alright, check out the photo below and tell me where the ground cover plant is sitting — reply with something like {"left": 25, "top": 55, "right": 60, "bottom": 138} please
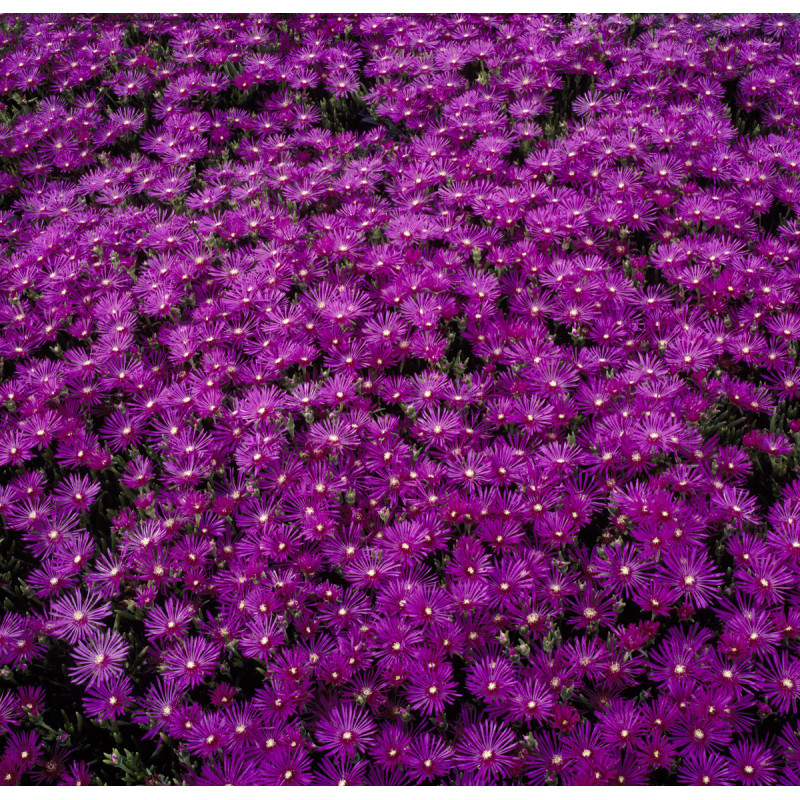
{"left": 1, "top": 11, "right": 800, "bottom": 786}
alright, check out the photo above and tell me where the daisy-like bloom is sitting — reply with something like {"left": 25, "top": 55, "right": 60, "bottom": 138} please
{"left": 647, "top": 627, "right": 707, "bottom": 687}
{"left": 194, "top": 752, "right": 267, "bottom": 786}
{"left": 183, "top": 711, "right": 232, "bottom": 758}
{"left": 381, "top": 519, "right": 430, "bottom": 566}
{"left": 161, "top": 636, "right": 221, "bottom": 689}
{"left": 317, "top": 587, "right": 371, "bottom": 632}
{"left": 406, "top": 662, "right": 460, "bottom": 716}
{"left": 3, "top": 494, "right": 53, "bottom": 534}
{"left": 595, "top": 697, "right": 644, "bottom": 749}
{"left": 1, "top": 756, "right": 22, "bottom": 787}
{"left": 710, "top": 485, "right": 761, "bottom": 527}
{"left": 443, "top": 451, "right": 492, "bottom": 493}
{"left": 747, "top": 431, "right": 794, "bottom": 458}
{"left": 52, "top": 474, "right": 101, "bottom": 512}
{"left": 85, "top": 552, "right": 128, "bottom": 598}
{"left": 371, "top": 617, "right": 423, "bottom": 668}
{"left": 82, "top": 675, "right": 134, "bottom": 721}
{"left": 638, "top": 729, "right": 676, "bottom": 772}
{"left": 239, "top": 616, "right": 287, "bottom": 663}
{"left": 562, "top": 635, "right": 609, "bottom": 683}
{"left": 495, "top": 676, "right": 554, "bottom": 725}
{"left": 563, "top": 585, "right": 617, "bottom": 630}
{"left": 728, "top": 739, "right": 777, "bottom": 786}
{"left": 315, "top": 703, "right": 377, "bottom": 761}
{"left": 593, "top": 542, "right": 654, "bottom": 598}
{"left": 52, "top": 531, "right": 96, "bottom": 575}
{"left": 669, "top": 713, "right": 734, "bottom": 758}
{"left": 58, "top": 760, "right": 92, "bottom": 787}
{"left": 313, "top": 756, "right": 368, "bottom": 786}
{"left": 562, "top": 722, "right": 612, "bottom": 775}
{"left": 16, "top": 685, "right": 46, "bottom": 717}
{"left": 168, "top": 699, "right": 205, "bottom": 742}
{"left": 453, "top": 719, "right": 519, "bottom": 782}
{"left": 531, "top": 510, "right": 578, "bottom": 547}
{"left": 69, "top": 629, "right": 128, "bottom": 688}
{"left": 677, "top": 751, "right": 733, "bottom": 786}
{"left": 143, "top": 597, "right": 196, "bottom": 641}
{"left": 525, "top": 729, "right": 570, "bottom": 784}
{"left": 368, "top": 722, "right": 413, "bottom": 773}
{"left": 631, "top": 579, "right": 680, "bottom": 617}
{"left": 120, "top": 454, "right": 155, "bottom": 489}
{"left": 465, "top": 652, "right": 516, "bottom": 705}
{"left": 261, "top": 745, "right": 314, "bottom": 786}
{"left": 609, "top": 747, "right": 651, "bottom": 786}
{"left": 3, "top": 729, "right": 42, "bottom": 769}
{"left": 20, "top": 507, "right": 83, "bottom": 559}
{"left": 413, "top": 407, "right": 462, "bottom": 446}
{"left": 48, "top": 591, "right": 111, "bottom": 644}
{"left": 758, "top": 650, "right": 800, "bottom": 714}
{"left": 405, "top": 733, "right": 454, "bottom": 783}
{"left": 702, "top": 648, "right": 758, "bottom": 698}
{"left": 0, "top": 611, "right": 24, "bottom": 657}
{"left": 32, "top": 744, "right": 74, "bottom": 785}
{"left": 736, "top": 555, "right": 793, "bottom": 605}
{"left": 721, "top": 598, "right": 782, "bottom": 658}
{"left": 404, "top": 584, "right": 455, "bottom": 629}
{"left": 662, "top": 548, "right": 724, "bottom": 609}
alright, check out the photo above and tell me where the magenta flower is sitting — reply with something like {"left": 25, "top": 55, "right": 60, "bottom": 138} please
{"left": 453, "top": 719, "right": 519, "bottom": 781}
{"left": 161, "top": 636, "right": 221, "bottom": 689}
{"left": 315, "top": 703, "right": 377, "bottom": 761}
{"left": 69, "top": 629, "right": 128, "bottom": 688}
{"left": 48, "top": 592, "right": 111, "bottom": 644}
{"left": 83, "top": 675, "right": 134, "bottom": 721}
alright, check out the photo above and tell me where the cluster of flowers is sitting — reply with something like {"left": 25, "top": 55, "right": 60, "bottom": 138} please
{"left": 1, "top": 11, "right": 800, "bottom": 786}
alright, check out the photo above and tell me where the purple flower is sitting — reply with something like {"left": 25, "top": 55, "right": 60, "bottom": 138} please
{"left": 314, "top": 703, "right": 377, "bottom": 761}
{"left": 161, "top": 636, "right": 221, "bottom": 689}
{"left": 69, "top": 630, "right": 128, "bottom": 688}
{"left": 728, "top": 739, "right": 777, "bottom": 786}
{"left": 83, "top": 675, "right": 134, "bottom": 720}
{"left": 405, "top": 733, "right": 454, "bottom": 782}
{"left": 406, "top": 662, "right": 460, "bottom": 716}
{"left": 48, "top": 592, "right": 111, "bottom": 644}
{"left": 453, "top": 718, "right": 519, "bottom": 781}
{"left": 758, "top": 651, "right": 800, "bottom": 714}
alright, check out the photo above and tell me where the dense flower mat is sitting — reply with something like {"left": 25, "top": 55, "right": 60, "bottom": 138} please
{"left": 1, "top": 11, "right": 800, "bottom": 786}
